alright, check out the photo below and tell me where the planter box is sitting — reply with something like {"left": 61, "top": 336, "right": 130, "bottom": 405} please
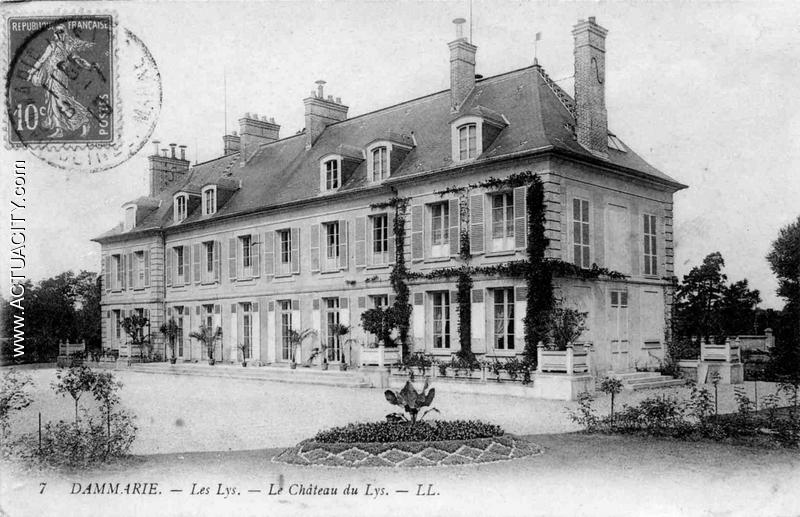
{"left": 537, "top": 346, "right": 589, "bottom": 374}
{"left": 360, "top": 346, "right": 401, "bottom": 367}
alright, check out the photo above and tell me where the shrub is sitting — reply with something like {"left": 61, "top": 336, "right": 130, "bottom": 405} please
{"left": 567, "top": 391, "right": 599, "bottom": 431}
{"left": 549, "top": 305, "right": 588, "bottom": 350}
{"left": 314, "top": 420, "right": 504, "bottom": 443}
{"left": 0, "top": 370, "right": 33, "bottom": 441}
{"left": 52, "top": 365, "right": 97, "bottom": 425}
{"left": 598, "top": 377, "right": 624, "bottom": 420}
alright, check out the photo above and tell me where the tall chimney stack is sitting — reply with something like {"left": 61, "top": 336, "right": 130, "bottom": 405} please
{"left": 239, "top": 114, "right": 280, "bottom": 163}
{"left": 223, "top": 130, "right": 241, "bottom": 155}
{"left": 448, "top": 17, "right": 476, "bottom": 112}
{"left": 572, "top": 16, "right": 608, "bottom": 157}
{"left": 303, "top": 80, "right": 348, "bottom": 150}
{"left": 148, "top": 140, "right": 190, "bottom": 197}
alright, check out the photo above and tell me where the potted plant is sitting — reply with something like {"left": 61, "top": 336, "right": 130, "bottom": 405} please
{"left": 287, "top": 328, "right": 316, "bottom": 369}
{"left": 331, "top": 323, "right": 351, "bottom": 370}
{"left": 159, "top": 318, "right": 180, "bottom": 364}
{"left": 237, "top": 343, "right": 248, "bottom": 367}
{"left": 189, "top": 324, "right": 223, "bottom": 366}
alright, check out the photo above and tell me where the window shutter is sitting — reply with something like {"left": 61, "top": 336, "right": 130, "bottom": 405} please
{"left": 471, "top": 289, "right": 484, "bottom": 303}
{"left": 231, "top": 304, "right": 237, "bottom": 314}
{"left": 388, "top": 212, "right": 396, "bottom": 264}
{"left": 121, "top": 253, "right": 128, "bottom": 290}
{"left": 513, "top": 186, "right": 527, "bottom": 249}
{"left": 268, "top": 301, "right": 274, "bottom": 312}
{"left": 103, "top": 255, "right": 110, "bottom": 292}
{"left": 338, "top": 220, "right": 348, "bottom": 270}
{"left": 389, "top": 294, "right": 397, "bottom": 306}
{"left": 193, "top": 243, "right": 201, "bottom": 284}
{"left": 515, "top": 286, "right": 528, "bottom": 301}
{"left": 228, "top": 238, "right": 237, "bottom": 281}
{"left": 251, "top": 234, "right": 260, "bottom": 277}
{"left": 292, "top": 299, "right": 300, "bottom": 311}
{"left": 144, "top": 308, "right": 150, "bottom": 321}
{"left": 354, "top": 216, "right": 366, "bottom": 267}
{"left": 411, "top": 204, "right": 423, "bottom": 260}
{"left": 213, "top": 241, "right": 221, "bottom": 282}
{"left": 291, "top": 228, "right": 300, "bottom": 274}
{"left": 413, "top": 292, "right": 424, "bottom": 305}
{"left": 312, "top": 298, "right": 320, "bottom": 310}
{"left": 167, "top": 307, "right": 172, "bottom": 317}
{"left": 184, "top": 245, "right": 192, "bottom": 284}
{"left": 235, "top": 237, "right": 243, "bottom": 280}
{"left": 262, "top": 232, "right": 274, "bottom": 276}
{"left": 166, "top": 248, "right": 173, "bottom": 287}
{"left": 469, "top": 193, "right": 485, "bottom": 255}
{"left": 143, "top": 250, "right": 150, "bottom": 287}
{"left": 357, "top": 296, "right": 366, "bottom": 309}
{"left": 310, "top": 224, "right": 320, "bottom": 272}
{"left": 449, "top": 198, "right": 460, "bottom": 256}
{"left": 340, "top": 297, "right": 349, "bottom": 309}
{"left": 252, "top": 302, "right": 259, "bottom": 312}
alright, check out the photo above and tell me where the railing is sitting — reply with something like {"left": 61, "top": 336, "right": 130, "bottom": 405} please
{"left": 701, "top": 338, "right": 741, "bottom": 363}
{"left": 360, "top": 345, "right": 401, "bottom": 367}
{"left": 58, "top": 340, "right": 85, "bottom": 356}
{"left": 536, "top": 342, "right": 590, "bottom": 374}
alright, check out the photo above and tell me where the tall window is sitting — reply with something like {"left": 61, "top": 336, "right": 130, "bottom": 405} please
{"left": 240, "top": 235, "right": 253, "bottom": 271}
{"left": 124, "top": 206, "right": 136, "bottom": 231}
{"left": 175, "top": 195, "right": 187, "bottom": 221}
{"left": 430, "top": 202, "right": 450, "bottom": 257}
{"left": 491, "top": 192, "right": 514, "bottom": 251}
{"left": 370, "top": 294, "right": 389, "bottom": 308}
{"left": 204, "top": 241, "right": 215, "bottom": 281}
{"left": 324, "top": 159, "right": 340, "bottom": 190}
{"left": 135, "top": 251, "right": 145, "bottom": 288}
{"left": 113, "top": 310, "right": 122, "bottom": 340}
{"left": 458, "top": 123, "right": 477, "bottom": 160}
{"left": 175, "top": 246, "right": 185, "bottom": 278}
{"left": 573, "top": 198, "right": 591, "bottom": 268}
{"left": 431, "top": 292, "right": 451, "bottom": 349}
{"left": 493, "top": 288, "right": 515, "bottom": 350}
{"left": 371, "top": 147, "right": 388, "bottom": 181}
{"left": 241, "top": 302, "right": 252, "bottom": 360}
{"left": 643, "top": 214, "right": 658, "bottom": 276}
{"left": 324, "top": 298, "right": 342, "bottom": 362}
{"left": 175, "top": 307, "right": 184, "bottom": 357}
{"left": 371, "top": 214, "right": 389, "bottom": 264}
{"left": 278, "top": 230, "right": 292, "bottom": 275}
{"left": 279, "top": 300, "right": 292, "bottom": 361}
{"left": 324, "top": 222, "right": 340, "bottom": 270}
{"left": 203, "top": 187, "right": 216, "bottom": 215}
{"left": 113, "top": 254, "right": 122, "bottom": 289}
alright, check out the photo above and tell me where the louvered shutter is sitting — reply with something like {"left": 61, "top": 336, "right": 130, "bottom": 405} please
{"left": 449, "top": 198, "right": 460, "bottom": 256}
{"left": 310, "top": 224, "right": 320, "bottom": 272}
{"left": 513, "top": 186, "right": 527, "bottom": 249}
{"left": 184, "top": 245, "right": 191, "bottom": 284}
{"left": 193, "top": 243, "right": 201, "bottom": 284}
{"left": 228, "top": 238, "right": 237, "bottom": 281}
{"left": 357, "top": 296, "right": 366, "bottom": 309}
{"left": 354, "top": 216, "right": 366, "bottom": 267}
{"left": 103, "top": 255, "right": 110, "bottom": 292}
{"left": 143, "top": 250, "right": 150, "bottom": 287}
{"left": 470, "top": 193, "right": 485, "bottom": 254}
{"left": 121, "top": 253, "right": 128, "bottom": 290}
{"left": 213, "top": 241, "right": 221, "bottom": 282}
{"left": 338, "top": 220, "right": 348, "bottom": 270}
{"left": 292, "top": 299, "right": 300, "bottom": 311}
{"left": 165, "top": 248, "right": 173, "bottom": 287}
{"left": 252, "top": 234, "right": 260, "bottom": 277}
{"left": 411, "top": 204, "right": 423, "bottom": 260}
{"left": 291, "top": 228, "right": 300, "bottom": 274}
{"left": 262, "top": 232, "right": 274, "bottom": 276}
{"left": 388, "top": 212, "right": 396, "bottom": 264}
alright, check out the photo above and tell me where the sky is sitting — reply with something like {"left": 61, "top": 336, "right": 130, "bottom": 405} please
{"left": 2, "top": 0, "right": 799, "bottom": 308}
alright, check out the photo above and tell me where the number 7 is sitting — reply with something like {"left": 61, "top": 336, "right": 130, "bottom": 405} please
{"left": 39, "top": 482, "right": 46, "bottom": 494}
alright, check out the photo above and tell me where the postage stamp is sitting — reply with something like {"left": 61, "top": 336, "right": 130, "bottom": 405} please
{"left": 3, "top": 12, "right": 161, "bottom": 172}
{"left": 6, "top": 16, "right": 115, "bottom": 145}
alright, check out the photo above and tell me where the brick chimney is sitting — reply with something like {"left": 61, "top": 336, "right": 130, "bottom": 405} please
{"left": 223, "top": 131, "right": 241, "bottom": 155}
{"left": 239, "top": 114, "right": 280, "bottom": 163}
{"left": 148, "top": 139, "right": 190, "bottom": 196}
{"left": 449, "top": 18, "right": 476, "bottom": 112}
{"left": 303, "top": 80, "right": 348, "bottom": 149}
{"left": 573, "top": 16, "right": 608, "bottom": 157}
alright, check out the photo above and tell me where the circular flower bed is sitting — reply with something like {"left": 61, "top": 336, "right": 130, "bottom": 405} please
{"left": 273, "top": 420, "right": 542, "bottom": 468}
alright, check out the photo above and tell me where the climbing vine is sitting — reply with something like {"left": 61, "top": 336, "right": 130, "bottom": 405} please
{"left": 523, "top": 175, "right": 552, "bottom": 364}
{"left": 387, "top": 197, "right": 412, "bottom": 358}
{"left": 455, "top": 267, "right": 474, "bottom": 362}
{"left": 434, "top": 171, "right": 539, "bottom": 197}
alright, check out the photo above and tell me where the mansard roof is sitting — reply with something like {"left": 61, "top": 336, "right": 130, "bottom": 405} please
{"left": 95, "top": 64, "right": 685, "bottom": 242}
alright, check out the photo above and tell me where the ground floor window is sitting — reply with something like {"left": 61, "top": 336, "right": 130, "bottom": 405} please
{"left": 324, "top": 298, "right": 342, "bottom": 362}
{"left": 241, "top": 302, "right": 252, "bottom": 360}
{"left": 174, "top": 306, "right": 185, "bottom": 357}
{"left": 431, "top": 291, "right": 451, "bottom": 349}
{"left": 370, "top": 294, "right": 389, "bottom": 309}
{"left": 279, "top": 300, "right": 292, "bottom": 361}
{"left": 493, "top": 288, "right": 515, "bottom": 350}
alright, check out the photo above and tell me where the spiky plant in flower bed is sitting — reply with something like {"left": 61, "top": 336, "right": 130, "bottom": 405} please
{"left": 384, "top": 380, "right": 439, "bottom": 424}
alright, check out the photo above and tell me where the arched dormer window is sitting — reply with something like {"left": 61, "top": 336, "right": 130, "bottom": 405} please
{"left": 202, "top": 185, "right": 217, "bottom": 215}
{"left": 123, "top": 205, "right": 136, "bottom": 231}
{"left": 450, "top": 109, "right": 507, "bottom": 164}
{"left": 370, "top": 146, "right": 388, "bottom": 182}
{"left": 365, "top": 136, "right": 413, "bottom": 184}
{"left": 320, "top": 155, "right": 342, "bottom": 192}
{"left": 458, "top": 123, "right": 477, "bottom": 161}
{"left": 174, "top": 194, "right": 188, "bottom": 222}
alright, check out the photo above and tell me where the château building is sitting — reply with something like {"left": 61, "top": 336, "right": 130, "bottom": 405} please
{"left": 93, "top": 17, "right": 686, "bottom": 375}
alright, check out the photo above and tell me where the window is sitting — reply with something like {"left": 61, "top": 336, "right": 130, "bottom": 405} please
{"left": 643, "top": 214, "right": 658, "bottom": 276}
{"left": 607, "top": 134, "right": 627, "bottom": 152}
{"left": 203, "top": 241, "right": 217, "bottom": 282}
{"left": 371, "top": 214, "right": 389, "bottom": 265}
{"left": 175, "top": 246, "right": 185, "bottom": 279}
{"left": 174, "top": 195, "right": 187, "bottom": 222}
{"left": 241, "top": 302, "right": 252, "bottom": 360}
{"left": 278, "top": 230, "right": 292, "bottom": 275}
{"left": 430, "top": 202, "right": 450, "bottom": 257}
{"left": 113, "top": 310, "right": 122, "bottom": 340}
{"left": 134, "top": 251, "right": 145, "bottom": 289}
{"left": 324, "top": 159, "right": 340, "bottom": 190}
{"left": 203, "top": 304, "right": 214, "bottom": 330}
{"left": 202, "top": 186, "right": 216, "bottom": 215}
{"left": 112, "top": 254, "right": 122, "bottom": 290}
{"left": 370, "top": 294, "right": 389, "bottom": 308}
{"left": 124, "top": 206, "right": 136, "bottom": 231}
{"left": 493, "top": 288, "right": 515, "bottom": 350}
{"left": 573, "top": 198, "right": 591, "bottom": 268}
{"left": 240, "top": 235, "right": 253, "bottom": 273}
{"left": 458, "top": 123, "right": 477, "bottom": 161}
{"left": 324, "top": 222, "right": 340, "bottom": 270}
{"left": 175, "top": 307, "right": 185, "bottom": 357}
{"left": 431, "top": 292, "right": 451, "bottom": 349}
{"left": 371, "top": 147, "right": 388, "bottom": 182}
{"left": 491, "top": 192, "right": 514, "bottom": 251}
{"left": 324, "top": 298, "right": 342, "bottom": 362}
{"left": 279, "top": 300, "right": 292, "bottom": 361}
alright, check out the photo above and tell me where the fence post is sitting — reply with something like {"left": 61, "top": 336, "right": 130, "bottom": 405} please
{"left": 566, "top": 343, "right": 575, "bottom": 374}
{"left": 536, "top": 342, "right": 544, "bottom": 373}
{"left": 724, "top": 339, "right": 731, "bottom": 362}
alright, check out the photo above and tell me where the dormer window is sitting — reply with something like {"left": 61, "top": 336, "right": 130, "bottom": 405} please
{"left": 371, "top": 146, "right": 388, "bottom": 181}
{"left": 124, "top": 206, "right": 136, "bottom": 231}
{"left": 202, "top": 186, "right": 217, "bottom": 215}
{"left": 174, "top": 194, "right": 188, "bottom": 222}
{"left": 320, "top": 156, "right": 342, "bottom": 191}
{"left": 458, "top": 123, "right": 477, "bottom": 160}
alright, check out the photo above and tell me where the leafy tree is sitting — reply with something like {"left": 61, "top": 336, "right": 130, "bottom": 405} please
{"left": 360, "top": 307, "right": 399, "bottom": 347}
{"left": 0, "top": 370, "right": 33, "bottom": 439}
{"left": 159, "top": 318, "right": 180, "bottom": 361}
{"left": 674, "top": 252, "right": 727, "bottom": 342}
{"left": 718, "top": 279, "right": 761, "bottom": 336}
{"left": 766, "top": 216, "right": 800, "bottom": 378}
{"left": 121, "top": 314, "right": 151, "bottom": 361}
{"left": 189, "top": 324, "right": 222, "bottom": 364}
{"left": 53, "top": 365, "right": 97, "bottom": 425}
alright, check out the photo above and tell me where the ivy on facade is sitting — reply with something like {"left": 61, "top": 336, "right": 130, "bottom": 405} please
{"left": 388, "top": 198, "right": 412, "bottom": 358}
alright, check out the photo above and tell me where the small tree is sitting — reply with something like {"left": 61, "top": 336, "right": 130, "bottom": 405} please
{"left": 361, "top": 306, "right": 398, "bottom": 347}
{"left": 549, "top": 304, "right": 588, "bottom": 350}
{"left": 91, "top": 372, "right": 122, "bottom": 458}
{"left": 159, "top": 318, "right": 180, "bottom": 363}
{"left": 53, "top": 365, "right": 97, "bottom": 425}
{"left": 287, "top": 328, "right": 317, "bottom": 366}
{"left": 598, "top": 377, "right": 624, "bottom": 422}
{"left": 121, "top": 314, "right": 151, "bottom": 361}
{"left": 0, "top": 370, "right": 33, "bottom": 440}
{"left": 189, "top": 324, "right": 222, "bottom": 364}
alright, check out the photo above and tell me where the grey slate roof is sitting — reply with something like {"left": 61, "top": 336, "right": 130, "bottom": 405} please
{"left": 95, "top": 64, "right": 685, "bottom": 242}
